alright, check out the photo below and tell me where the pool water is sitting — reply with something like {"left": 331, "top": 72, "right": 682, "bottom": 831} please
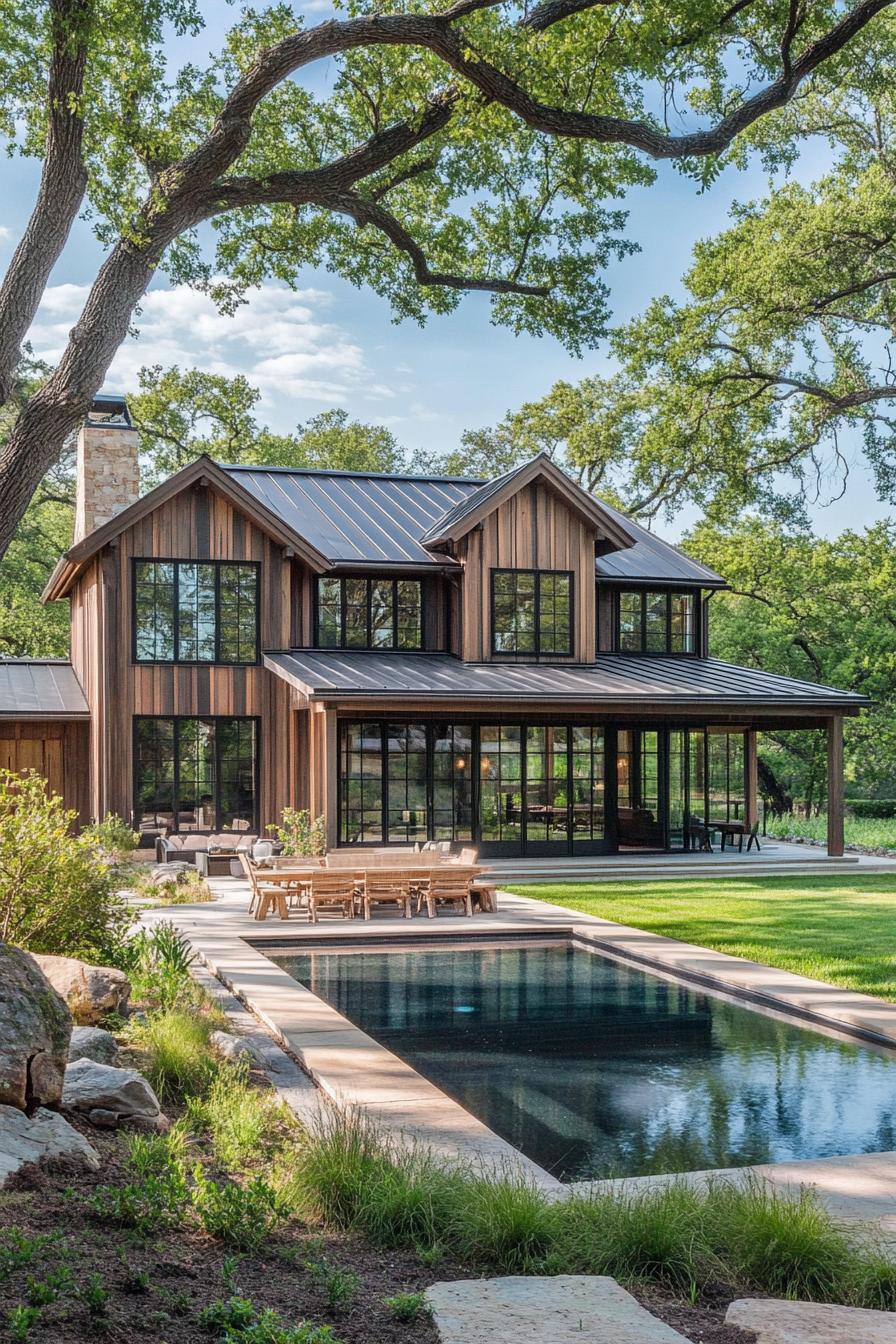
{"left": 270, "top": 940, "right": 896, "bottom": 1181}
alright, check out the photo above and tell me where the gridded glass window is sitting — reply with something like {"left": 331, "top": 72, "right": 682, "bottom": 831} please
{"left": 316, "top": 578, "right": 423, "bottom": 650}
{"left": 134, "top": 560, "right": 258, "bottom": 663}
{"left": 432, "top": 723, "right": 473, "bottom": 841}
{"left": 571, "top": 726, "right": 605, "bottom": 842}
{"left": 133, "top": 717, "right": 257, "bottom": 836}
{"left": 491, "top": 569, "right": 572, "bottom": 655}
{"left": 479, "top": 725, "right": 523, "bottom": 842}
{"left": 615, "top": 590, "right": 696, "bottom": 654}
{"left": 525, "top": 725, "right": 570, "bottom": 844}
{"left": 340, "top": 722, "right": 385, "bottom": 843}
{"left": 317, "top": 578, "right": 343, "bottom": 647}
{"left": 386, "top": 723, "right": 428, "bottom": 843}
{"left": 134, "top": 562, "right": 175, "bottom": 661}
{"left": 218, "top": 565, "right": 259, "bottom": 663}
{"left": 707, "top": 729, "right": 746, "bottom": 823}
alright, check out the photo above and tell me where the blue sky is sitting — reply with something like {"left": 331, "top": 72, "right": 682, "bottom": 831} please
{"left": 2, "top": 26, "right": 888, "bottom": 542}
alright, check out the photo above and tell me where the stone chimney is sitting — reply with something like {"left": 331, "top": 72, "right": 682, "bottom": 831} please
{"left": 74, "top": 393, "right": 140, "bottom": 543}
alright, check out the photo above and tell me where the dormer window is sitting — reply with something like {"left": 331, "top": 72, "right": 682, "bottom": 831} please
{"left": 316, "top": 577, "right": 422, "bottom": 650}
{"left": 491, "top": 569, "right": 573, "bottom": 656}
{"left": 133, "top": 560, "right": 259, "bottom": 664}
{"left": 616, "top": 590, "right": 695, "bottom": 654}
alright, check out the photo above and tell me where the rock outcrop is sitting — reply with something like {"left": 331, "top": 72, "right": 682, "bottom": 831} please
{"left": 68, "top": 1026, "right": 120, "bottom": 1067}
{"left": 0, "top": 1103, "right": 101, "bottom": 1186}
{"left": 62, "top": 1058, "right": 165, "bottom": 1131}
{"left": 30, "top": 954, "right": 131, "bottom": 1024}
{"left": 0, "top": 944, "right": 71, "bottom": 1112}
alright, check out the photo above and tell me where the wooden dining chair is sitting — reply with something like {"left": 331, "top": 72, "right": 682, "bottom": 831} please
{"left": 239, "top": 851, "right": 290, "bottom": 921}
{"left": 306, "top": 871, "right": 357, "bottom": 924}
{"left": 359, "top": 869, "right": 412, "bottom": 920}
{"left": 426, "top": 867, "right": 475, "bottom": 918}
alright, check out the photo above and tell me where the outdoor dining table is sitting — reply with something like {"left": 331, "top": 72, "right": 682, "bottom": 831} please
{"left": 710, "top": 819, "right": 747, "bottom": 850}
{"left": 250, "top": 865, "right": 320, "bottom": 919}
{"left": 248, "top": 858, "right": 497, "bottom": 919}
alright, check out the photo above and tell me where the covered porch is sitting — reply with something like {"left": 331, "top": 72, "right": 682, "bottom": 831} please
{"left": 264, "top": 649, "right": 865, "bottom": 862}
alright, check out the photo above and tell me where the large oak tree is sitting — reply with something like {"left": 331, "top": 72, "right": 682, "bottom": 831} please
{"left": 0, "top": 0, "right": 892, "bottom": 554}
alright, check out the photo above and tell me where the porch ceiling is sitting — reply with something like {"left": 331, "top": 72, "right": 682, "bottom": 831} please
{"left": 263, "top": 650, "right": 870, "bottom": 714}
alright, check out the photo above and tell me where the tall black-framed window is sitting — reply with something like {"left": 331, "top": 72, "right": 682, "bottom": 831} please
{"left": 133, "top": 560, "right": 259, "bottom": 664}
{"left": 615, "top": 590, "right": 696, "bottom": 654}
{"left": 316, "top": 577, "right": 422, "bottom": 650}
{"left": 133, "top": 716, "right": 259, "bottom": 836}
{"left": 491, "top": 568, "right": 573, "bottom": 656}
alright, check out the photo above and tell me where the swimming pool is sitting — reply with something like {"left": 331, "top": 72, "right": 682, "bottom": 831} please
{"left": 269, "top": 938, "right": 896, "bottom": 1181}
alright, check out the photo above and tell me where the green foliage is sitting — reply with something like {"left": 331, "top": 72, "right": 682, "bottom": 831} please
{"left": 118, "top": 921, "right": 198, "bottom": 1008}
{"left": 0, "top": 1231, "right": 59, "bottom": 1283}
{"left": 764, "top": 813, "right": 896, "bottom": 853}
{"left": 190, "top": 1170, "right": 288, "bottom": 1251}
{"left": 134, "top": 1005, "right": 216, "bottom": 1100}
{"left": 5, "top": 1305, "right": 40, "bottom": 1341}
{"left": 849, "top": 800, "right": 896, "bottom": 819}
{"left": 136, "top": 866, "right": 214, "bottom": 905}
{"left": 267, "top": 809, "right": 327, "bottom": 858}
{"left": 130, "top": 369, "right": 409, "bottom": 489}
{"left": 78, "top": 1273, "right": 110, "bottom": 1316}
{"left": 297, "top": 1107, "right": 896, "bottom": 1306}
{"left": 686, "top": 519, "right": 896, "bottom": 804}
{"left": 303, "top": 1256, "right": 359, "bottom": 1311}
{"left": 87, "top": 1164, "right": 189, "bottom": 1235}
{"left": 82, "top": 812, "right": 140, "bottom": 861}
{"left": 0, "top": 769, "right": 132, "bottom": 958}
{"left": 188, "top": 1061, "right": 290, "bottom": 1171}
{"left": 199, "top": 1296, "right": 341, "bottom": 1344}
{"left": 383, "top": 1292, "right": 431, "bottom": 1323}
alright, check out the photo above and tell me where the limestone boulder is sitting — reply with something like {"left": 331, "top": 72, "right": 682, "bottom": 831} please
{"left": 0, "top": 1103, "right": 100, "bottom": 1186}
{"left": 726, "top": 1298, "right": 896, "bottom": 1343}
{"left": 30, "top": 953, "right": 130, "bottom": 1024}
{"left": 68, "top": 1026, "right": 120, "bottom": 1067}
{"left": 0, "top": 944, "right": 71, "bottom": 1112}
{"left": 62, "top": 1058, "right": 164, "bottom": 1130}
{"left": 210, "top": 1030, "right": 261, "bottom": 1066}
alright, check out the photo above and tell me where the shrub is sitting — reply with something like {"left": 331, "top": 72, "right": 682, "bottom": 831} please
{"left": 190, "top": 1062, "right": 290, "bottom": 1170}
{"left": 135, "top": 867, "right": 213, "bottom": 905}
{"left": 82, "top": 812, "right": 140, "bottom": 863}
{"left": 0, "top": 770, "right": 133, "bottom": 959}
{"left": 86, "top": 1165, "right": 189, "bottom": 1235}
{"left": 266, "top": 808, "right": 326, "bottom": 857}
{"left": 119, "top": 921, "right": 198, "bottom": 1008}
{"left": 383, "top": 1292, "right": 431, "bottom": 1323}
{"left": 303, "top": 1256, "right": 359, "bottom": 1310}
{"left": 849, "top": 800, "right": 896, "bottom": 819}
{"left": 200, "top": 1297, "right": 340, "bottom": 1343}
{"left": 191, "top": 1171, "right": 288, "bottom": 1250}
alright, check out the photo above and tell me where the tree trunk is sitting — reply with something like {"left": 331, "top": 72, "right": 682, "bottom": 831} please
{"left": 0, "top": 0, "right": 90, "bottom": 403}
{"left": 0, "top": 234, "right": 167, "bottom": 554}
{"left": 757, "top": 755, "right": 791, "bottom": 813}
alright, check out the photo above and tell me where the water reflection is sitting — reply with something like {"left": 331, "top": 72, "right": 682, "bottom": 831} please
{"left": 271, "top": 943, "right": 896, "bottom": 1181}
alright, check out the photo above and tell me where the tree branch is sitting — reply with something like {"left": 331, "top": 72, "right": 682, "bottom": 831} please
{"left": 0, "top": 0, "right": 90, "bottom": 403}
{"left": 520, "top": 0, "right": 617, "bottom": 34}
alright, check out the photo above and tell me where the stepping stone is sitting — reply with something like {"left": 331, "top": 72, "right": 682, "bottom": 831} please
{"left": 427, "top": 1275, "right": 693, "bottom": 1343}
{"left": 726, "top": 1298, "right": 896, "bottom": 1342}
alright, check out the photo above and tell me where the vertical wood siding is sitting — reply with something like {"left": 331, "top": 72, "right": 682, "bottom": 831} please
{"left": 459, "top": 483, "right": 597, "bottom": 661}
{"left": 0, "top": 720, "right": 91, "bottom": 826}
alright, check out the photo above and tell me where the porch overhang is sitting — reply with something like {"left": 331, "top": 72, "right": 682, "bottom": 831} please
{"left": 263, "top": 650, "right": 871, "bottom": 718}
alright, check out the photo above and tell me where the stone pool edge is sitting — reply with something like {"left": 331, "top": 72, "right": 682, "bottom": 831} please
{"left": 143, "top": 888, "right": 896, "bottom": 1226}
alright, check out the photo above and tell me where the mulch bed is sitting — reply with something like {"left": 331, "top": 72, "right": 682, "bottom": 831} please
{"left": 0, "top": 1123, "right": 755, "bottom": 1344}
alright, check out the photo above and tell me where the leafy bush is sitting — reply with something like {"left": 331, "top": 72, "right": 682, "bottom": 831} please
{"left": 266, "top": 808, "right": 326, "bottom": 857}
{"left": 303, "top": 1256, "right": 359, "bottom": 1310}
{"left": 0, "top": 770, "right": 133, "bottom": 958}
{"left": 135, "top": 867, "right": 213, "bottom": 905}
{"left": 200, "top": 1297, "right": 340, "bottom": 1343}
{"left": 82, "top": 812, "right": 139, "bottom": 862}
{"left": 191, "top": 1171, "right": 288, "bottom": 1250}
{"left": 383, "top": 1292, "right": 431, "bottom": 1323}
{"left": 849, "top": 800, "right": 896, "bottom": 819}
{"left": 764, "top": 811, "right": 896, "bottom": 852}
{"left": 189, "top": 1061, "right": 289, "bottom": 1170}
{"left": 86, "top": 1165, "right": 189, "bottom": 1235}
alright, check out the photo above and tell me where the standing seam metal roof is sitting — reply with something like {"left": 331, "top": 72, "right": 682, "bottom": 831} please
{"left": 263, "top": 649, "right": 869, "bottom": 707}
{"left": 0, "top": 660, "right": 90, "bottom": 717}
{"left": 222, "top": 463, "right": 725, "bottom": 584}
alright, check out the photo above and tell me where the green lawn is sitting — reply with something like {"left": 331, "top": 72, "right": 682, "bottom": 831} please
{"left": 507, "top": 873, "right": 896, "bottom": 1001}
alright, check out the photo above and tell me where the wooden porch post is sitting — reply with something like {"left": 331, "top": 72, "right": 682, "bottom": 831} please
{"left": 744, "top": 730, "right": 758, "bottom": 829}
{"left": 826, "top": 715, "right": 845, "bottom": 857}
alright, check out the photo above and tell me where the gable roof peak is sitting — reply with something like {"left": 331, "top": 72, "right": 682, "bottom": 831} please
{"left": 420, "top": 451, "right": 637, "bottom": 551}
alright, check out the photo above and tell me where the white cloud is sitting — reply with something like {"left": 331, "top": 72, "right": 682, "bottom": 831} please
{"left": 27, "top": 280, "right": 388, "bottom": 407}
{"left": 0, "top": 225, "right": 12, "bottom": 242}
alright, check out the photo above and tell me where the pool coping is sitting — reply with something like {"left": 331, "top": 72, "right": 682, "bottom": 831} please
{"left": 145, "top": 883, "right": 896, "bottom": 1209}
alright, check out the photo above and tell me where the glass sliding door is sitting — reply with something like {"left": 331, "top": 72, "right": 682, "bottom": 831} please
{"left": 616, "top": 729, "right": 664, "bottom": 849}
{"left": 479, "top": 725, "right": 523, "bottom": 850}
{"left": 571, "top": 726, "right": 606, "bottom": 850}
{"left": 668, "top": 729, "right": 686, "bottom": 850}
{"left": 432, "top": 723, "right": 474, "bottom": 842}
{"left": 524, "top": 726, "right": 570, "bottom": 853}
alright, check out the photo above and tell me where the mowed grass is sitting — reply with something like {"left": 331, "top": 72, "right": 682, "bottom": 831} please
{"left": 506, "top": 874, "right": 896, "bottom": 1001}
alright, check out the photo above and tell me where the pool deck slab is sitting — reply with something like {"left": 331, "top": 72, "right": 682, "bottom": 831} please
{"left": 144, "top": 867, "right": 896, "bottom": 1225}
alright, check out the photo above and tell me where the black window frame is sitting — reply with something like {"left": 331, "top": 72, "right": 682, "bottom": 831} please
{"left": 132, "top": 714, "right": 261, "bottom": 835}
{"left": 132, "top": 559, "right": 261, "bottom": 666}
{"left": 613, "top": 589, "right": 698, "bottom": 656}
{"left": 490, "top": 567, "right": 574, "bottom": 658}
{"left": 313, "top": 576, "right": 423, "bottom": 651}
